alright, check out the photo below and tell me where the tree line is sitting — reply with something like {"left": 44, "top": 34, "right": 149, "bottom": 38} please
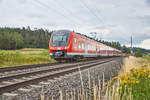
{"left": 0, "top": 27, "right": 51, "bottom": 49}
{"left": 0, "top": 27, "right": 149, "bottom": 54}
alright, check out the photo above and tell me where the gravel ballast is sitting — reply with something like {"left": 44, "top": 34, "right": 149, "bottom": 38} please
{"left": 0, "top": 58, "right": 123, "bottom": 100}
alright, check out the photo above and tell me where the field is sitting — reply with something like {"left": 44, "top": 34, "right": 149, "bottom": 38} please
{"left": 105, "top": 56, "right": 150, "bottom": 100}
{"left": 0, "top": 48, "right": 55, "bottom": 67}
{"left": 143, "top": 54, "right": 150, "bottom": 61}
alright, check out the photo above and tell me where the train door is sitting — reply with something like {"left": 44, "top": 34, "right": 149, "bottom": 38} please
{"left": 85, "top": 40, "right": 88, "bottom": 56}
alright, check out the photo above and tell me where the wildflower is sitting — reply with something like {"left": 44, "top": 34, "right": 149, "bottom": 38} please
{"left": 130, "top": 77, "right": 135, "bottom": 80}
{"left": 130, "top": 68, "right": 136, "bottom": 73}
{"left": 120, "top": 80, "right": 127, "bottom": 85}
{"left": 130, "top": 80, "right": 136, "bottom": 84}
{"left": 113, "top": 76, "right": 118, "bottom": 80}
{"left": 109, "top": 81, "right": 113, "bottom": 84}
{"left": 128, "top": 88, "right": 131, "bottom": 91}
{"left": 124, "top": 76, "right": 129, "bottom": 80}
{"left": 141, "top": 64, "right": 148, "bottom": 69}
{"left": 104, "top": 83, "right": 108, "bottom": 86}
{"left": 148, "top": 75, "right": 150, "bottom": 78}
{"left": 146, "top": 69, "right": 150, "bottom": 73}
{"left": 116, "top": 87, "right": 121, "bottom": 91}
{"left": 135, "top": 80, "right": 139, "bottom": 84}
{"left": 117, "top": 87, "right": 119, "bottom": 91}
{"left": 118, "top": 75, "right": 124, "bottom": 79}
{"left": 148, "top": 69, "right": 150, "bottom": 72}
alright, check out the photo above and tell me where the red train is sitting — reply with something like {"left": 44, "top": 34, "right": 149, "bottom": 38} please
{"left": 49, "top": 30, "right": 121, "bottom": 61}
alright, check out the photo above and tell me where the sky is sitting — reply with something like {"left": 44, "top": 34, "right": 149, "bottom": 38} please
{"left": 0, "top": 0, "right": 150, "bottom": 49}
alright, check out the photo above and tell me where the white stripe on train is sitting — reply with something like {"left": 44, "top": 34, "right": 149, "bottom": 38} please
{"left": 50, "top": 53, "right": 118, "bottom": 57}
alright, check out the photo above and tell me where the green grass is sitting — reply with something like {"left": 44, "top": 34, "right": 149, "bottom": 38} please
{"left": 0, "top": 48, "right": 55, "bottom": 67}
{"left": 143, "top": 54, "right": 150, "bottom": 61}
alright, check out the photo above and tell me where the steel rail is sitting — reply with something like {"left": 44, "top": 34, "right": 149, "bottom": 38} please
{"left": 0, "top": 57, "right": 122, "bottom": 94}
{"left": 0, "top": 57, "right": 115, "bottom": 82}
{"left": 0, "top": 57, "right": 104, "bottom": 73}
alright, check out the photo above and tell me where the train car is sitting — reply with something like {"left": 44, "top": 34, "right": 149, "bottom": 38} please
{"left": 49, "top": 30, "right": 121, "bottom": 61}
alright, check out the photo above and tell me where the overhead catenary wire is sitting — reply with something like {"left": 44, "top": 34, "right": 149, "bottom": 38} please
{"left": 51, "top": 0, "right": 85, "bottom": 25}
{"left": 32, "top": 0, "right": 78, "bottom": 30}
{"left": 78, "top": 0, "right": 106, "bottom": 28}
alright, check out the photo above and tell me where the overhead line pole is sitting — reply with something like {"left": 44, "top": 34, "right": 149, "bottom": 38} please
{"left": 131, "top": 36, "right": 133, "bottom": 54}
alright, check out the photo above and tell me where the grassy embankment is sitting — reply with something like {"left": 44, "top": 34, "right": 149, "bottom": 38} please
{"left": 46, "top": 55, "right": 150, "bottom": 100}
{"left": 103, "top": 56, "right": 150, "bottom": 100}
{"left": 0, "top": 48, "right": 55, "bottom": 67}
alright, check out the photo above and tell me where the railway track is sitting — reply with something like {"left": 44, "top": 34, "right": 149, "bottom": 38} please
{"left": 0, "top": 58, "right": 101, "bottom": 73}
{"left": 0, "top": 57, "right": 122, "bottom": 95}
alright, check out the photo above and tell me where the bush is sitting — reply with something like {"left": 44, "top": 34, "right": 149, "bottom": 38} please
{"left": 135, "top": 49, "right": 143, "bottom": 57}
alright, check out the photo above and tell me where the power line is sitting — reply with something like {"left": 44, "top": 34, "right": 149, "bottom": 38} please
{"left": 51, "top": 0, "right": 84, "bottom": 25}
{"left": 32, "top": 0, "right": 77, "bottom": 30}
{"left": 78, "top": 0, "right": 106, "bottom": 28}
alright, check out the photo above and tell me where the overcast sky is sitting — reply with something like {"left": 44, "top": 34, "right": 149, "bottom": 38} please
{"left": 0, "top": 0, "right": 150, "bottom": 49}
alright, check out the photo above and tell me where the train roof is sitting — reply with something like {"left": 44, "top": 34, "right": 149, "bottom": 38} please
{"left": 52, "top": 30, "right": 71, "bottom": 34}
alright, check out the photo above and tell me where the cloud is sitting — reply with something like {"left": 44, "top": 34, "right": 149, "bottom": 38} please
{"left": 134, "top": 39, "right": 150, "bottom": 50}
{"left": 0, "top": 0, "right": 150, "bottom": 49}
{"left": 147, "top": 0, "right": 150, "bottom": 6}
{"left": 0, "top": 0, "right": 3, "bottom": 3}
{"left": 16, "top": 0, "right": 28, "bottom": 4}
{"left": 140, "top": 39, "right": 150, "bottom": 49}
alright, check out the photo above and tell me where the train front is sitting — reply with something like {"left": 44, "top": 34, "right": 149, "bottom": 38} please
{"left": 49, "top": 30, "right": 72, "bottom": 61}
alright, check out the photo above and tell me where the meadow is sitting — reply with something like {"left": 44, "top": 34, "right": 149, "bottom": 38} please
{"left": 104, "top": 56, "right": 150, "bottom": 100}
{"left": 0, "top": 48, "right": 55, "bottom": 67}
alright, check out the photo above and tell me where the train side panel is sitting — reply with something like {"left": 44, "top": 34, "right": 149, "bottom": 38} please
{"left": 49, "top": 30, "right": 122, "bottom": 61}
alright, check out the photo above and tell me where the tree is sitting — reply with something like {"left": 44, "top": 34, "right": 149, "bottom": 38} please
{"left": 10, "top": 32, "right": 24, "bottom": 49}
{"left": 135, "top": 49, "right": 143, "bottom": 57}
{"left": 0, "top": 31, "right": 11, "bottom": 49}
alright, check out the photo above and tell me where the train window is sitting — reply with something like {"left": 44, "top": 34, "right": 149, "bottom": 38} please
{"left": 78, "top": 42, "right": 81, "bottom": 49}
{"left": 74, "top": 38, "right": 77, "bottom": 43}
{"left": 82, "top": 43, "right": 84, "bottom": 49}
{"left": 88, "top": 44, "right": 90, "bottom": 50}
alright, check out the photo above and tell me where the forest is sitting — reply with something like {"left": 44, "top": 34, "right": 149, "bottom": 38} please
{"left": 0, "top": 27, "right": 149, "bottom": 54}
{"left": 0, "top": 27, "right": 51, "bottom": 49}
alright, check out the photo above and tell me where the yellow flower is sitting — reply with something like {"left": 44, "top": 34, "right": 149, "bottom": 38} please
{"left": 131, "top": 80, "right": 137, "bottom": 84}
{"left": 141, "top": 64, "right": 148, "bottom": 69}
{"left": 130, "top": 77, "right": 135, "bottom": 80}
{"left": 109, "top": 81, "right": 113, "bottom": 84}
{"left": 124, "top": 76, "right": 129, "bottom": 80}
{"left": 113, "top": 76, "right": 118, "bottom": 80}
{"left": 120, "top": 80, "right": 127, "bottom": 85}
{"left": 148, "top": 75, "right": 150, "bottom": 78}
{"left": 146, "top": 69, "right": 150, "bottom": 73}
{"left": 118, "top": 75, "right": 125, "bottom": 79}
{"left": 135, "top": 80, "right": 139, "bottom": 84}
{"left": 128, "top": 88, "right": 131, "bottom": 91}
{"left": 104, "top": 83, "right": 108, "bottom": 86}
{"left": 130, "top": 68, "right": 136, "bottom": 73}
{"left": 117, "top": 87, "right": 122, "bottom": 91}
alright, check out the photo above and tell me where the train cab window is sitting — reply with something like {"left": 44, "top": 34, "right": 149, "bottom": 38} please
{"left": 74, "top": 38, "right": 77, "bottom": 43}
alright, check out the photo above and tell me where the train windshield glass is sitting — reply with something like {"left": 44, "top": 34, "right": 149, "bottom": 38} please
{"left": 51, "top": 30, "right": 70, "bottom": 47}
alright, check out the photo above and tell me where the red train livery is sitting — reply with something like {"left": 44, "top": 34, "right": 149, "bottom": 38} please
{"left": 49, "top": 30, "right": 121, "bottom": 61}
